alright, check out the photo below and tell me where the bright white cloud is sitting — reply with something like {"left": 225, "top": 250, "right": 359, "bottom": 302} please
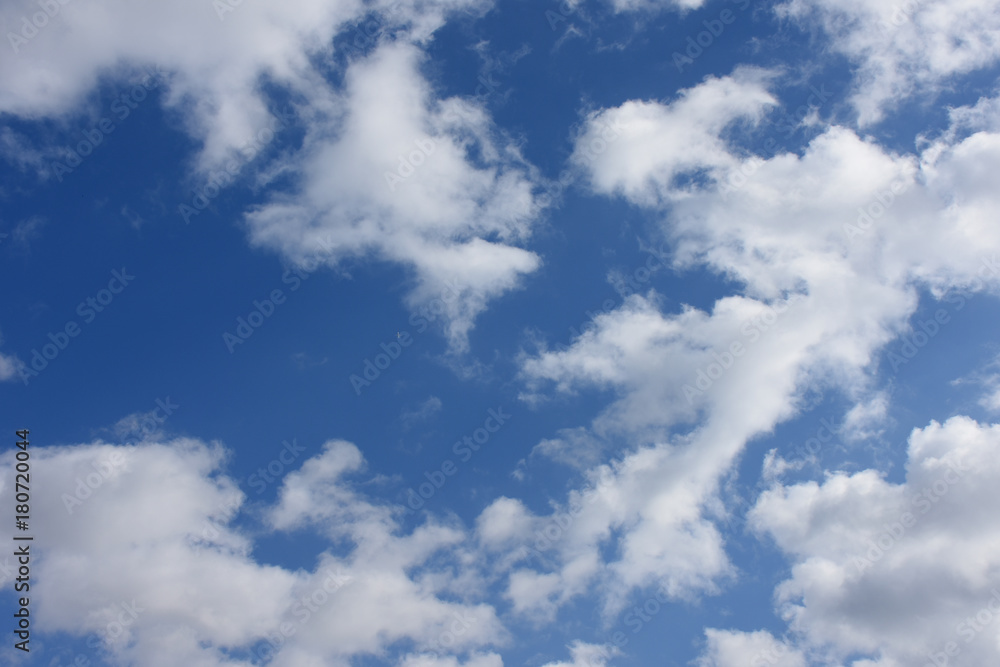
{"left": 399, "top": 653, "right": 504, "bottom": 667}
{"left": 745, "top": 416, "right": 1000, "bottom": 665}
{"left": 244, "top": 40, "right": 543, "bottom": 351}
{"left": 264, "top": 439, "right": 506, "bottom": 665}
{"left": 0, "top": 0, "right": 488, "bottom": 170}
{"left": 540, "top": 640, "right": 618, "bottom": 667}
{"left": 7, "top": 4, "right": 1000, "bottom": 665}
{"left": 476, "top": 496, "right": 535, "bottom": 548}
{"left": 0, "top": 436, "right": 506, "bottom": 666}
{"left": 777, "top": 0, "right": 1000, "bottom": 125}
{"left": 606, "top": 0, "right": 706, "bottom": 12}
{"left": 696, "top": 629, "right": 805, "bottom": 667}
{"left": 1, "top": 0, "right": 538, "bottom": 349}
{"left": 513, "top": 76, "right": 1000, "bottom": 627}
{"left": 1, "top": 438, "right": 295, "bottom": 665}
{"left": 570, "top": 67, "right": 777, "bottom": 206}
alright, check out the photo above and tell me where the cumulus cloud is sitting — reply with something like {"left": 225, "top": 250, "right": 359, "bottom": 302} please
{"left": 399, "top": 653, "right": 504, "bottom": 667}
{"left": 570, "top": 67, "right": 777, "bottom": 206}
{"left": 696, "top": 629, "right": 805, "bottom": 667}
{"left": 2, "top": 438, "right": 294, "bottom": 665}
{"left": 0, "top": 436, "right": 505, "bottom": 666}
{"left": 777, "top": 0, "right": 1000, "bottom": 125}
{"left": 540, "top": 641, "right": 618, "bottom": 667}
{"left": 743, "top": 416, "right": 1000, "bottom": 665}
{"left": 1, "top": 0, "right": 541, "bottom": 349}
{"left": 0, "top": 0, "right": 489, "bottom": 170}
{"left": 511, "top": 75, "right": 1000, "bottom": 626}
{"left": 476, "top": 496, "right": 535, "bottom": 549}
{"left": 244, "top": 40, "right": 543, "bottom": 351}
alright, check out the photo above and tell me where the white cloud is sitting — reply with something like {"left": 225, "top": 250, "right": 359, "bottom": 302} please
{"left": 606, "top": 0, "right": 706, "bottom": 12}
{"left": 964, "top": 355, "right": 1000, "bottom": 411}
{"left": 476, "top": 496, "right": 535, "bottom": 548}
{"left": 840, "top": 390, "right": 890, "bottom": 442}
{"left": 0, "top": 328, "right": 22, "bottom": 382}
{"left": 0, "top": 348, "right": 18, "bottom": 382}
{"left": 745, "top": 416, "right": 1000, "bottom": 665}
{"left": 0, "top": 0, "right": 488, "bottom": 170}
{"left": 696, "top": 629, "right": 805, "bottom": 667}
{"left": 0, "top": 127, "right": 50, "bottom": 177}
{"left": 540, "top": 641, "right": 619, "bottom": 667}
{"left": 263, "top": 439, "right": 507, "bottom": 665}
{"left": 402, "top": 396, "right": 445, "bottom": 428}
{"left": 531, "top": 427, "right": 608, "bottom": 471}
{"left": 244, "top": 40, "right": 543, "bottom": 350}
{"left": 2, "top": 1, "right": 539, "bottom": 348}
{"left": 777, "top": 0, "right": 1000, "bottom": 125}
{"left": 570, "top": 67, "right": 777, "bottom": 206}
{"left": 512, "top": 76, "right": 1000, "bottom": 625}
{"left": 399, "top": 653, "right": 504, "bottom": 667}
{"left": 0, "top": 436, "right": 506, "bottom": 666}
{"left": 3, "top": 438, "right": 294, "bottom": 665}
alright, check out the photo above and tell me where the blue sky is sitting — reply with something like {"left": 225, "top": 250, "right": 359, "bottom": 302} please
{"left": 3, "top": 0, "right": 1000, "bottom": 665}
